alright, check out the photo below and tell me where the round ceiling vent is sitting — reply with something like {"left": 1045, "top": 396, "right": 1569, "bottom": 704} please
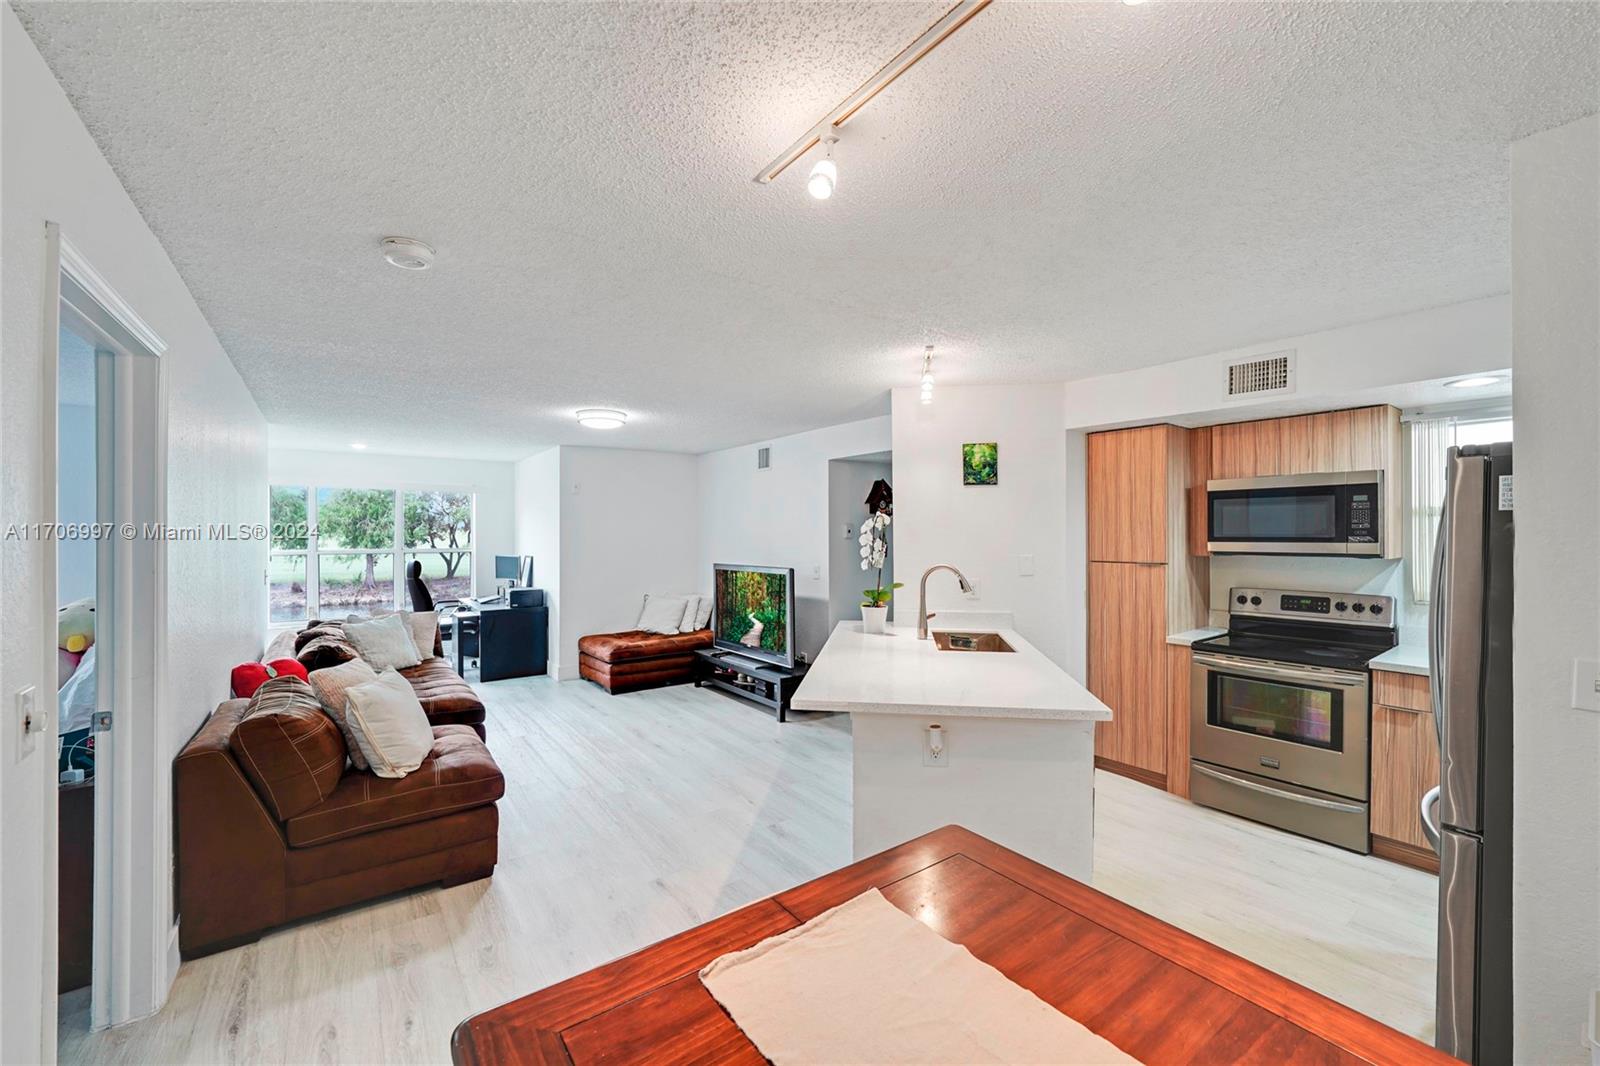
{"left": 381, "top": 237, "right": 435, "bottom": 271}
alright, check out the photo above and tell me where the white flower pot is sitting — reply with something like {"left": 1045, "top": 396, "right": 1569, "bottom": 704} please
{"left": 860, "top": 605, "right": 888, "bottom": 634}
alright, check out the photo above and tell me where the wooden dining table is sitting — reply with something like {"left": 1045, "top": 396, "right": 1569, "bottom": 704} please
{"left": 451, "top": 825, "right": 1454, "bottom": 1065}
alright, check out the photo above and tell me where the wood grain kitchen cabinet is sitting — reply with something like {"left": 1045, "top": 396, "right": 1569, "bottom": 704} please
{"left": 1087, "top": 426, "right": 1168, "bottom": 564}
{"left": 1186, "top": 426, "right": 1211, "bottom": 558}
{"left": 1370, "top": 671, "right": 1440, "bottom": 873}
{"left": 1088, "top": 562, "right": 1168, "bottom": 781}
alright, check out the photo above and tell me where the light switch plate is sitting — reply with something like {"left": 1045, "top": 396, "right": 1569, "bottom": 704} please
{"left": 810, "top": 563, "right": 822, "bottom": 581}
{"left": 1572, "top": 659, "right": 1600, "bottom": 713}
{"left": 1018, "top": 553, "right": 1035, "bottom": 577}
{"left": 963, "top": 579, "right": 980, "bottom": 599}
{"left": 16, "top": 686, "right": 38, "bottom": 757}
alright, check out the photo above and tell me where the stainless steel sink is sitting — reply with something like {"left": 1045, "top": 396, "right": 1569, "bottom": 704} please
{"left": 932, "top": 631, "right": 1015, "bottom": 653}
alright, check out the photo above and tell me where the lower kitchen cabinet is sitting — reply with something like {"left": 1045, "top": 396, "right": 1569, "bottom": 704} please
{"left": 1369, "top": 671, "right": 1440, "bottom": 873}
{"left": 1088, "top": 562, "right": 1169, "bottom": 786}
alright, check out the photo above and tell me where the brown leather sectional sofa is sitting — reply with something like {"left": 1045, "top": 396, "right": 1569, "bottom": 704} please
{"left": 578, "top": 628, "right": 713, "bottom": 693}
{"left": 175, "top": 635, "right": 500, "bottom": 958}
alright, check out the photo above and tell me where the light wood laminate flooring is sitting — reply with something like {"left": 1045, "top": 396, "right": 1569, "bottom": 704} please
{"left": 61, "top": 676, "right": 1435, "bottom": 1063}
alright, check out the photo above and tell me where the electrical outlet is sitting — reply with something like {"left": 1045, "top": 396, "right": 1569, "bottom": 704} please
{"left": 1018, "top": 553, "right": 1035, "bottom": 577}
{"left": 963, "top": 579, "right": 980, "bottom": 600}
{"left": 16, "top": 686, "right": 38, "bottom": 757}
{"left": 923, "top": 723, "right": 948, "bottom": 767}
{"left": 1573, "top": 659, "right": 1600, "bottom": 713}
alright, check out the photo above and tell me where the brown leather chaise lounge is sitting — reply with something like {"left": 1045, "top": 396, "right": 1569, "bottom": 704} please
{"left": 175, "top": 695, "right": 505, "bottom": 958}
{"left": 578, "top": 628, "right": 713, "bottom": 693}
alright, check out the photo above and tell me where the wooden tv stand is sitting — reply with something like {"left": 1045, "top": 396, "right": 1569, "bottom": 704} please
{"left": 693, "top": 649, "right": 809, "bottom": 723}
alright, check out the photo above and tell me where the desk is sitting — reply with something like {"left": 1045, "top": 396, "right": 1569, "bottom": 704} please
{"left": 451, "top": 601, "right": 547, "bottom": 682}
{"left": 450, "top": 825, "right": 1451, "bottom": 1066}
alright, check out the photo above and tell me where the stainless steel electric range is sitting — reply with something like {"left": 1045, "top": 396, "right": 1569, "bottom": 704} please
{"left": 1189, "top": 587, "right": 1397, "bottom": 852}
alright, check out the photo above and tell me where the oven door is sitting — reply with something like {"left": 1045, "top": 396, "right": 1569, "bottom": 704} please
{"left": 1206, "top": 472, "right": 1381, "bottom": 556}
{"left": 1190, "top": 652, "right": 1370, "bottom": 799}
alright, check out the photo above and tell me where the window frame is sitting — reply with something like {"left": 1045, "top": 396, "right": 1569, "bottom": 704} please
{"left": 268, "top": 483, "right": 476, "bottom": 625}
{"left": 1404, "top": 407, "right": 1512, "bottom": 605}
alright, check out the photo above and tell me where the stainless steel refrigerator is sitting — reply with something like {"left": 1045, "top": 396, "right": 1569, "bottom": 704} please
{"left": 1422, "top": 442, "right": 1513, "bottom": 1064}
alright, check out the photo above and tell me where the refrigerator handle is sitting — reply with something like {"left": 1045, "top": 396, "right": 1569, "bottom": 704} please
{"left": 1420, "top": 784, "right": 1441, "bottom": 853}
{"left": 1429, "top": 468, "right": 1451, "bottom": 743}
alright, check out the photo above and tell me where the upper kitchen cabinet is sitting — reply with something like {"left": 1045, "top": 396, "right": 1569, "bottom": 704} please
{"left": 1087, "top": 424, "right": 1196, "bottom": 564}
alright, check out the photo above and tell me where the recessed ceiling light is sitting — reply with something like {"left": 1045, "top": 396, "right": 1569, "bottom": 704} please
{"left": 1446, "top": 375, "right": 1503, "bottom": 389}
{"left": 576, "top": 408, "right": 627, "bottom": 429}
{"left": 1122, "top": 0, "right": 1149, "bottom": 6}
{"left": 351, "top": 441, "right": 368, "bottom": 450}
{"left": 381, "top": 237, "right": 434, "bottom": 271}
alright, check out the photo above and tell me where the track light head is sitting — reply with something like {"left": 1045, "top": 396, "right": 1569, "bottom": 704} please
{"left": 808, "top": 134, "right": 839, "bottom": 200}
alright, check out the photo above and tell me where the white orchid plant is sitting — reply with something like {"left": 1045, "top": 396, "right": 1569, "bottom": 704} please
{"left": 858, "top": 509, "right": 902, "bottom": 608}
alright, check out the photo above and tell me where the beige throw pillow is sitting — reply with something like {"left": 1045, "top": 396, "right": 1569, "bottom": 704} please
{"left": 637, "top": 594, "right": 689, "bottom": 635}
{"left": 344, "top": 613, "right": 423, "bottom": 671}
{"left": 307, "top": 657, "right": 380, "bottom": 770}
{"left": 343, "top": 669, "right": 434, "bottom": 779}
{"left": 692, "top": 595, "right": 712, "bottom": 631}
{"left": 678, "top": 595, "right": 702, "bottom": 632}
{"left": 402, "top": 610, "right": 439, "bottom": 659}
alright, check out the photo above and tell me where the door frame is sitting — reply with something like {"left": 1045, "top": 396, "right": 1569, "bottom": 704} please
{"left": 43, "top": 224, "right": 172, "bottom": 1039}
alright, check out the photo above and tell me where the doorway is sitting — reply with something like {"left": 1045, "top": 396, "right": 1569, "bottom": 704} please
{"left": 827, "top": 452, "right": 894, "bottom": 631}
{"left": 47, "top": 228, "right": 169, "bottom": 1041}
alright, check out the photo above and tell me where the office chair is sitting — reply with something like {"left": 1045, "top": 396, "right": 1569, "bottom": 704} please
{"left": 407, "top": 560, "right": 478, "bottom": 665}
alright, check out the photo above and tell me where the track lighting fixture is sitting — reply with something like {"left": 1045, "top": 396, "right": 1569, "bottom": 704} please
{"left": 919, "top": 346, "right": 935, "bottom": 405}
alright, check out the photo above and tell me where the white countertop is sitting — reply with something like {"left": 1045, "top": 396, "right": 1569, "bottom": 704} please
{"left": 1370, "top": 644, "right": 1430, "bottom": 676}
{"left": 1167, "top": 627, "right": 1226, "bottom": 647}
{"left": 792, "top": 622, "right": 1111, "bottom": 722}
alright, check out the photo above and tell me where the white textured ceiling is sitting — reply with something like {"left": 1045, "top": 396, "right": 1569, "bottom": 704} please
{"left": 15, "top": 1, "right": 1597, "bottom": 459}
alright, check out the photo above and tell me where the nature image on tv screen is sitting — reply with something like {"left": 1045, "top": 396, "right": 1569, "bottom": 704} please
{"left": 715, "top": 568, "right": 789, "bottom": 657}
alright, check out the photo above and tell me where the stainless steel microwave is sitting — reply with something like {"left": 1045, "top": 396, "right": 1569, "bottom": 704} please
{"left": 1206, "top": 471, "right": 1382, "bottom": 556}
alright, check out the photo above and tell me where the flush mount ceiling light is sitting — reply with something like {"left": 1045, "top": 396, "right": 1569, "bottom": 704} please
{"left": 381, "top": 236, "right": 435, "bottom": 271}
{"left": 350, "top": 441, "right": 368, "bottom": 450}
{"left": 753, "top": 0, "right": 993, "bottom": 192}
{"left": 1446, "top": 375, "right": 1504, "bottom": 389}
{"left": 919, "top": 346, "right": 935, "bottom": 405}
{"left": 576, "top": 408, "right": 628, "bottom": 429}
{"left": 808, "top": 135, "right": 839, "bottom": 200}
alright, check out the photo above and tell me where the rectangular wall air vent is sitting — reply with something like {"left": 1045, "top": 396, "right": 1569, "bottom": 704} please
{"left": 756, "top": 446, "right": 771, "bottom": 470}
{"left": 1226, "top": 350, "right": 1296, "bottom": 399}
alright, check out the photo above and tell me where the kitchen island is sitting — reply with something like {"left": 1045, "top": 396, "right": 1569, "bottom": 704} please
{"left": 792, "top": 621, "right": 1110, "bottom": 879}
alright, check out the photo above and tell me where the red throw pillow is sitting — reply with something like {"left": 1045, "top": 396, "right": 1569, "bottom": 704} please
{"left": 230, "top": 658, "right": 311, "bottom": 699}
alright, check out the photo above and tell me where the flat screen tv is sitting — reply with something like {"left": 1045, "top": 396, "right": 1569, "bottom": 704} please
{"left": 712, "top": 563, "right": 795, "bottom": 669}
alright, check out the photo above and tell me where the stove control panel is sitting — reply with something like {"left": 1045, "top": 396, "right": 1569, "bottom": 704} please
{"left": 1228, "top": 587, "right": 1394, "bottom": 627}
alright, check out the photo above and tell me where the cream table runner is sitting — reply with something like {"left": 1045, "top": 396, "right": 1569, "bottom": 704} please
{"left": 699, "top": 888, "right": 1141, "bottom": 1065}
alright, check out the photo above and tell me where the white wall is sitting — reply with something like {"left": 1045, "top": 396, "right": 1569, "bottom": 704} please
{"left": 1061, "top": 295, "right": 1511, "bottom": 430}
{"left": 892, "top": 387, "right": 1072, "bottom": 669}
{"left": 1508, "top": 113, "right": 1599, "bottom": 1064}
{"left": 266, "top": 445, "right": 516, "bottom": 611}
{"left": 698, "top": 417, "right": 891, "bottom": 661}
{"left": 1, "top": 7, "right": 268, "bottom": 1056}
{"left": 57, "top": 402, "right": 96, "bottom": 605}
{"left": 557, "top": 447, "right": 700, "bottom": 678}
{"left": 513, "top": 447, "right": 561, "bottom": 671}
{"left": 827, "top": 458, "right": 893, "bottom": 629}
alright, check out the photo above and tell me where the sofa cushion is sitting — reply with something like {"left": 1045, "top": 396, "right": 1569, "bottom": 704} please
{"left": 284, "top": 726, "right": 505, "bottom": 847}
{"left": 307, "top": 657, "right": 381, "bottom": 770}
{"left": 230, "top": 677, "right": 347, "bottom": 821}
{"left": 295, "top": 620, "right": 360, "bottom": 672}
{"left": 399, "top": 657, "right": 486, "bottom": 724}
{"left": 578, "top": 629, "right": 713, "bottom": 663}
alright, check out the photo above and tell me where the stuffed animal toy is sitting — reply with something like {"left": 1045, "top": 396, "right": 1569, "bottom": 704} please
{"left": 58, "top": 599, "right": 95, "bottom": 655}
{"left": 56, "top": 599, "right": 95, "bottom": 687}
{"left": 230, "top": 658, "right": 310, "bottom": 699}
{"left": 58, "top": 648, "right": 83, "bottom": 689}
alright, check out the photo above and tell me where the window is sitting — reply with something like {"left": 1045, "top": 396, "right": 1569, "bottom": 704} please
{"left": 1407, "top": 414, "right": 1512, "bottom": 603}
{"left": 267, "top": 484, "right": 474, "bottom": 623}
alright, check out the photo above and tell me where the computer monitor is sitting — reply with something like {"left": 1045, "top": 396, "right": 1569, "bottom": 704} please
{"left": 494, "top": 555, "right": 522, "bottom": 583}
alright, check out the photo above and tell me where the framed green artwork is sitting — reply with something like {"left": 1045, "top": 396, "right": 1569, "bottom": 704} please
{"left": 962, "top": 442, "right": 998, "bottom": 485}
